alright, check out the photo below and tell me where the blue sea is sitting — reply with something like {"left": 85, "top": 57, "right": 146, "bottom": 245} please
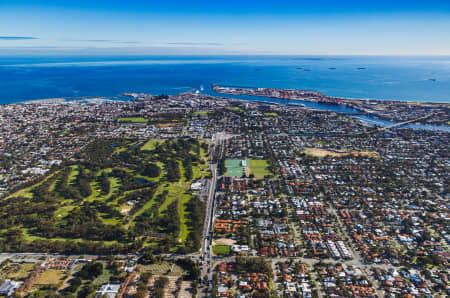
{"left": 0, "top": 55, "right": 449, "bottom": 104}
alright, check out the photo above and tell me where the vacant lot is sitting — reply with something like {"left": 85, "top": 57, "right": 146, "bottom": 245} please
{"left": 213, "top": 238, "right": 236, "bottom": 246}
{"left": 212, "top": 245, "right": 231, "bottom": 256}
{"left": 155, "top": 122, "right": 185, "bottom": 128}
{"left": 304, "top": 148, "right": 379, "bottom": 158}
{"left": 140, "top": 261, "right": 183, "bottom": 276}
{"left": 0, "top": 263, "right": 35, "bottom": 280}
{"left": 35, "top": 270, "right": 66, "bottom": 285}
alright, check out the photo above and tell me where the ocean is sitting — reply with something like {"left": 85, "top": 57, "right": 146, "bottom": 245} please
{"left": 0, "top": 55, "right": 449, "bottom": 104}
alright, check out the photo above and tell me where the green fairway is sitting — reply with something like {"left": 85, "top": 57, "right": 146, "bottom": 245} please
{"left": 4, "top": 171, "right": 58, "bottom": 200}
{"left": 67, "top": 165, "right": 79, "bottom": 184}
{"left": 141, "top": 139, "right": 163, "bottom": 151}
{"left": 249, "top": 159, "right": 270, "bottom": 179}
{"left": 179, "top": 194, "right": 192, "bottom": 242}
{"left": 119, "top": 117, "right": 148, "bottom": 123}
{"left": 2, "top": 138, "right": 210, "bottom": 254}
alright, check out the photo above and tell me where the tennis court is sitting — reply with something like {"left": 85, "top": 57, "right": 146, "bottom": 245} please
{"left": 225, "top": 159, "right": 249, "bottom": 177}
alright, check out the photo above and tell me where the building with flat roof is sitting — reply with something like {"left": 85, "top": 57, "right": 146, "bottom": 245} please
{"left": 0, "top": 279, "right": 23, "bottom": 296}
{"left": 96, "top": 283, "right": 120, "bottom": 298}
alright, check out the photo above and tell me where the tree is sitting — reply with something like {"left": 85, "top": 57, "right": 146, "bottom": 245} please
{"left": 139, "top": 251, "right": 156, "bottom": 265}
{"left": 77, "top": 284, "right": 95, "bottom": 298}
{"left": 142, "top": 163, "right": 161, "bottom": 178}
{"left": 65, "top": 277, "right": 82, "bottom": 293}
{"left": 78, "top": 262, "right": 103, "bottom": 279}
{"left": 97, "top": 172, "right": 111, "bottom": 195}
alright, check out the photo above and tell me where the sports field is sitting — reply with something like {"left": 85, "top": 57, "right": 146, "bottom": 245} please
{"left": 119, "top": 117, "right": 148, "bottom": 123}
{"left": 225, "top": 159, "right": 249, "bottom": 177}
{"left": 249, "top": 159, "right": 270, "bottom": 179}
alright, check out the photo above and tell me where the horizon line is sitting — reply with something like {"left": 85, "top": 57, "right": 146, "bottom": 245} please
{"left": 0, "top": 52, "right": 449, "bottom": 57}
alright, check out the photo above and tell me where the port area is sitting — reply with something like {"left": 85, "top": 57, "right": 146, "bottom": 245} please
{"left": 212, "top": 84, "right": 450, "bottom": 127}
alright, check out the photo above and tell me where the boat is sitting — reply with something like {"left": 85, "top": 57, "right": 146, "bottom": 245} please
{"left": 288, "top": 102, "right": 305, "bottom": 107}
{"left": 428, "top": 78, "right": 437, "bottom": 82}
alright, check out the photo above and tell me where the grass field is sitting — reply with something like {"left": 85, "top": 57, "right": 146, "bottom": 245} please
{"left": 193, "top": 111, "right": 208, "bottom": 116}
{"left": 35, "top": 270, "right": 66, "bottom": 285}
{"left": 249, "top": 159, "right": 270, "bottom": 179}
{"left": 212, "top": 245, "right": 231, "bottom": 256}
{"left": 119, "top": 117, "right": 148, "bottom": 123}
{"left": 227, "top": 107, "right": 243, "bottom": 112}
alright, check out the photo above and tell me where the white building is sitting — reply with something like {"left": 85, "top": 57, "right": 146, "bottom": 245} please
{"left": 96, "top": 283, "right": 121, "bottom": 298}
{"left": 190, "top": 181, "right": 203, "bottom": 191}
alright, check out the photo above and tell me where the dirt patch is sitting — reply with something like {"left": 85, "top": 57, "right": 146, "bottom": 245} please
{"left": 304, "top": 148, "right": 378, "bottom": 158}
{"left": 155, "top": 122, "right": 185, "bottom": 128}
{"left": 178, "top": 281, "right": 192, "bottom": 298}
{"left": 148, "top": 275, "right": 179, "bottom": 298}
{"left": 120, "top": 206, "right": 132, "bottom": 215}
{"left": 212, "top": 238, "right": 236, "bottom": 246}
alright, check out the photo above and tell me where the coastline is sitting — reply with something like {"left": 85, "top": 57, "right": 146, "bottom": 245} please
{"left": 17, "top": 96, "right": 129, "bottom": 105}
{"left": 211, "top": 83, "right": 450, "bottom": 106}
{"left": 2, "top": 87, "right": 449, "bottom": 131}
{"left": 211, "top": 84, "right": 450, "bottom": 127}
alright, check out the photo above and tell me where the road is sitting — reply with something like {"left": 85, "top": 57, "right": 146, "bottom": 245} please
{"left": 199, "top": 132, "right": 225, "bottom": 297}
{"left": 327, "top": 204, "right": 384, "bottom": 297}
{"left": 379, "top": 113, "right": 435, "bottom": 131}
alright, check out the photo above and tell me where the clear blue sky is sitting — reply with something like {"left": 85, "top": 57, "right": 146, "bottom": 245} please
{"left": 1, "top": 0, "right": 449, "bottom": 55}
